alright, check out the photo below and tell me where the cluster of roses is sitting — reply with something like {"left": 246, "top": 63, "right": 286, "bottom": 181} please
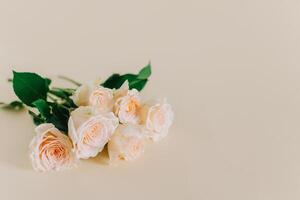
{"left": 29, "top": 80, "right": 174, "bottom": 172}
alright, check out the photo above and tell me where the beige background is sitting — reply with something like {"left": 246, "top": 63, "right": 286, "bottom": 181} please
{"left": 0, "top": 0, "right": 300, "bottom": 199}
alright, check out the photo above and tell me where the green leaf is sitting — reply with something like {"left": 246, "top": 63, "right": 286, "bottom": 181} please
{"left": 121, "top": 74, "right": 137, "bottom": 82}
{"left": 0, "top": 101, "right": 24, "bottom": 111}
{"left": 48, "top": 104, "right": 69, "bottom": 133}
{"left": 129, "top": 79, "right": 148, "bottom": 91}
{"left": 101, "top": 74, "right": 121, "bottom": 89}
{"left": 29, "top": 100, "right": 71, "bottom": 133}
{"left": 137, "top": 62, "right": 151, "bottom": 79}
{"left": 118, "top": 74, "right": 137, "bottom": 88}
{"left": 101, "top": 63, "right": 152, "bottom": 91}
{"left": 45, "top": 78, "right": 52, "bottom": 86}
{"left": 28, "top": 110, "right": 45, "bottom": 126}
{"left": 32, "top": 99, "right": 51, "bottom": 119}
{"left": 12, "top": 71, "right": 50, "bottom": 106}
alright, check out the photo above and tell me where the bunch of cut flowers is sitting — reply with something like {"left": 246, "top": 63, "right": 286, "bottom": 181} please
{"left": 1, "top": 63, "right": 174, "bottom": 172}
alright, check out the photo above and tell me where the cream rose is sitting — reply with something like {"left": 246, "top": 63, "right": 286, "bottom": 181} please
{"left": 108, "top": 124, "right": 145, "bottom": 162}
{"left": 68, "top": 106, "right": 119, "bottom": 159}
{"left": 71, "top": 82, "right": 114, "bottom": 113}
{"left": 114, "top": 83, "right": 142, "bottom": 124}
{"left": 140, "top": 99, "right": 174, "bottom": 142}
{"left": 29, "top": 123, "right": 76, "bottom": 172}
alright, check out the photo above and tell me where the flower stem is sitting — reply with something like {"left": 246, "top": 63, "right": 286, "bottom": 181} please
{"left": 47, "top": 94, "right": 57, "bottom": 102}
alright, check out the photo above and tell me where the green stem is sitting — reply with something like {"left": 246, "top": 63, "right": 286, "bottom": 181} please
{"left": 47, "top": 94, "right": 57, "bottom": 102}
{"left": 52, "top": 87, "right": 76, "bottom": 91}
{"left": 48, "top": 91, "right": 74, "bottom": 107}
{"left": 57, "top": 75, "right": 81, "bottom": 86}
{"left": 49, "top": 90, "right": 70, "bottom": 100}
{"left": 58, "top": 104, "right": 71, "bottom": 111}
{"left": 48, "top": 101, "right": 72, "bottom": 112}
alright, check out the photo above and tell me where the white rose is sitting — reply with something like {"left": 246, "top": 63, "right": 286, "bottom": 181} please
{"left": 71, "top": 81, "right": 114, "bottom": 113}
{"left": 68, "top": 106, "right": 119, "bottom": 159}
{"left": 114, "top": 82, "right": 142, "bottom": 124}
{"left": 29, "top": 123, "right": 77, "bottom": 172}
{"left": 108, "top": 124, "right": 145, "bottom": 162}
{"left": 140, "top": 99, "right": 174, "bottom": 142}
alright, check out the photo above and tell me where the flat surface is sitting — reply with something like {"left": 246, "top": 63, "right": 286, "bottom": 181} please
{"left": 0, "top": 0, "right": 300, "bottom": 199}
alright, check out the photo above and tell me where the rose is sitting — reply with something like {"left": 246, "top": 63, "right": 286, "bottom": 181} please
{"left": 89, "top": 87, "right": 114, "bottom": 113}
{"left": 29, "top": 123, "right": 76, "bottom": 172}
{"left": 113, "top": 82, "right": 142, "bottom": 124}
{"left": 71, "top": 81, "right": 114, "bottom": 113}
{"left": 114, "top": 89, "right": 141, "bottom": 124}
{"left": 140, "top": 99, "right": 174, "bottom": 142}
{"left": 68, "top": 106, "right": 119, "bottom": 159}
{"left": 108, "top": 124, "right": 145, "bottom": 162}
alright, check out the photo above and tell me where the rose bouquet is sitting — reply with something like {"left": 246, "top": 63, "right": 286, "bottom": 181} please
{"left": 1, "top": 63, "right": 174, "bottom": 172}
